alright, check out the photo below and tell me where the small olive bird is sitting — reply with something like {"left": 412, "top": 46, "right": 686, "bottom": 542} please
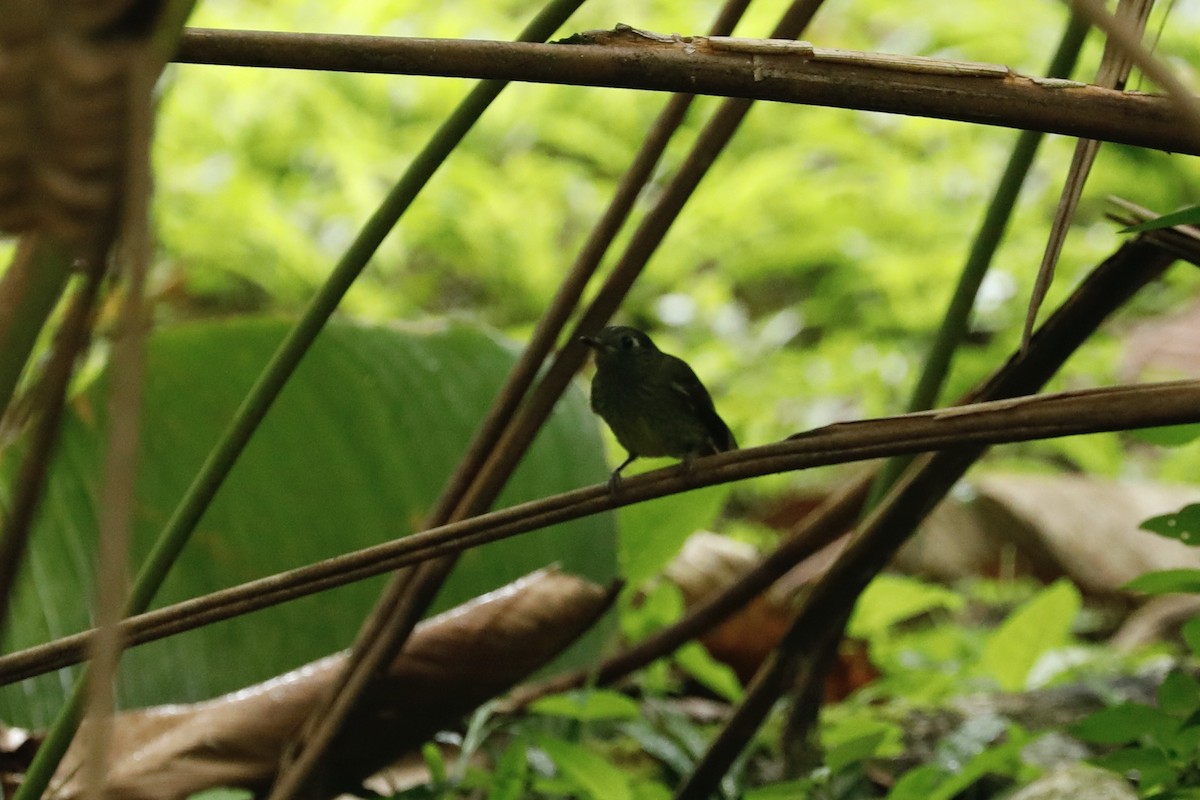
{"left": 581, "top": 326, "right": 737, "bottom": 489}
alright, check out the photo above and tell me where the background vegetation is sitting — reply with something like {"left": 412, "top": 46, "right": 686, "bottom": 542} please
{"left": 3, "top": 0, "right": 1200, "bottom": 796}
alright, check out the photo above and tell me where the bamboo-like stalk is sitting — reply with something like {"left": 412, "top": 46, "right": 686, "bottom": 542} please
{"left": 1022, "top": 0, "right": 1155, "bottom": 352}
{"left": 259, "top": 3, "right": 595, "bottom": 796}
{"left": 172, "top": 27, "right": 1200, "bottom": 154}
{"left": 866, "top": 10, "right": 1090, "bottom": 509}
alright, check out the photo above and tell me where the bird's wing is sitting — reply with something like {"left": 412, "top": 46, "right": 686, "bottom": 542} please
{"left": 667, "top": 358, "right": 738, "bottom": 452}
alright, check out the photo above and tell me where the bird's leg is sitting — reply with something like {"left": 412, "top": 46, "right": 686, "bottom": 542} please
{"left": 608, "top": 452, "right": 638, "bottom": 492}
{"left": 680, "top": 451, "right": 698, "bottom": 484}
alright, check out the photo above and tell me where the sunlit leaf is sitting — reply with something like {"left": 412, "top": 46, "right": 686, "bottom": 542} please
{"left": 850, "top": 574, "right": 964, "bottom": 638}
{"left": 536, "top": 735, "right": 634, "bottom": 800}
{"left": 825, "top": 729, "right": 891, "bottom": 772}
{"left": 980, "top": 579, "right": 1080, "bottom": 691}
{"left": 530, "top": 690, "right": 642, "bottom": 721}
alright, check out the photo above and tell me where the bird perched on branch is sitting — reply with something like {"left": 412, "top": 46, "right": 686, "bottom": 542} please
{"left": 581, "top": 325, "right": 737, "bottom": 490}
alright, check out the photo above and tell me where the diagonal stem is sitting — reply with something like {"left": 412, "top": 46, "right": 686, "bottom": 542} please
{"left": 866, "top": 6, "right": 1090, "bottom": 554}
{"left": 1022, "top": 0, "right": 1155, "bottom": 351}
{"left": 268, "top": 1, "right": 766, "bottom": 795}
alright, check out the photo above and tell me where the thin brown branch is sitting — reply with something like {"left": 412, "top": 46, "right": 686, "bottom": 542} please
{"left": 422, "top": 4, "right": 750, "bottom": 536}
{"left": 83, "top": 54, "right": 156, "bottom": 800}
{"left": 173, "top": 27, "right": 1200, "bottom": 155}
{"left": 1066, "top": 0, "right": 1200, "bottom": 130}
{"left": 265, "top": 0, "right": 608, "bottom": 793}
{"left": 10, "top": 375, "right": 1200, "bottom": 686}
{"left": 271, "top": 2, "right": 827, "bottom": 794}
{"left": 272, "top": 2, "right": 829, "bottom": 794}
{"left": 1022, "top": 0, "right": 1154, "bottom": 352}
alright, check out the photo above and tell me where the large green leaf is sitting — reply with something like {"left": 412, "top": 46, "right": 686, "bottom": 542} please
{"left": 1, "top": 318, "right": 616, "bottom": 725}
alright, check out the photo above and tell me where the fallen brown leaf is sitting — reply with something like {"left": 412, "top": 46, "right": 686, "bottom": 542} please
{"left": 48, "top": 567, "right": 616, "bottom": 800}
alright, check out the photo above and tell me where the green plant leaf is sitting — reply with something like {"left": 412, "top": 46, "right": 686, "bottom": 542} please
{"left": 980, "top": 579, "right": 1080, "bottom": 691}
{"left": 535, "top": 735, "right": 633, "bottom": 800}
{"left": 849, "top": 574, "right": 964, "bottom": 638}
{"left": 617, "top": 477, "right": 731, "bottom": 586}
{"left": 1121, "top": 204, "right": 1200, "bottom": 233}
{"left": 0, "top": 318, "right": 617, "bottom": 725}
{"left": 1090, "top": 746, "right": 1174, "bottom": 792}
{"left": 886, "top": 764, "right": 946, "bottom": 800}
{"left": 888, "top": 723, "right": 1030, "bottom": 800}
{"left": 530, "top": 690, "right": 642, "bottom": 721}
{"left": 825, "top": 729, "right": 891, "bottom": 773}
{"left": 631, "top": 780, "right": 674, "bottom": 800}
{"left": 422, "top": 742, "right": 448, "bottom": 788}
{"left": 1141, "top": 505, "right": 1200, "bottom": 547}
{"left": 620, "top": 718, "right": 695, "bottom": 777}
{"left": 1072, "top": 703, "right": 1180, "bottom": 745}
{"left": 675, "top": 641, "right": 743, "bottom": 702}
{"left": 823, "top": 715, "right": 903, "bottom": 772}
{"left": 1183, "top": 617, "right": 1200, "bottom": 658}
{"left": 744, "top": 780, "right": 817, "bottom": 799}
{"left": 1131, "top": 424, "right": 1200, "bottom": 447}
{"left": 1124, "top": 570, "right": 1200, "bottom": 596}
{"left": 621, "top": 580, "right": 685, "bottom": 643}
{"left": 486, "top": 739, "right": 529, "bottom": 800}
{"left": 1160, "top": 670, "right": 1200, "bottom": 717}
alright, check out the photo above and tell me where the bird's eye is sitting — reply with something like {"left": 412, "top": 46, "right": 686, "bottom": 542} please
{"left": 620, "top": 335, "right": 638, "bottom": 350}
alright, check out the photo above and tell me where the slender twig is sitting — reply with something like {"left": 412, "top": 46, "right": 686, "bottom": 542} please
{"left": 83, "top": 55, "right": 156, "bottom": 800}
{"left": 271, "top": 3, "right": 827, "bottom": 795}
{"left": 263, "top": 3, "right": 593, "bottom": 796}
{"left": 425, "top": 0, "right": 752, "bottom": 533}
{"left": 866, "top": 10, "right": 1090, "bottom": 508}
{"left": 0, "top": 271, "right": 101, "bottom": 635}
{"left": 0, "top": 236, "right": 76, "bottom": 423}
{"left": 1065, "top": 0, "right": 1200, "bottom": 130}
{"left": 1022, "top": 0, "right": 1155, "bottom": 352}
{"left": 172, "top": 27, "right": 1200, "bottom": 155}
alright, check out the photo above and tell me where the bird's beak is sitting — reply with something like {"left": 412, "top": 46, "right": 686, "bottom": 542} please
{"left": 579, "top": 335, "right": 601, "bottom": 350}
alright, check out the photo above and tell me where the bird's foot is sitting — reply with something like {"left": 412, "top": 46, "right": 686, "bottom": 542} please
{"left": 679, "top": 453, "right": 698, "bottom": 484}
{"left": 607, "top": 470, "right": 623, "bottom": 493}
